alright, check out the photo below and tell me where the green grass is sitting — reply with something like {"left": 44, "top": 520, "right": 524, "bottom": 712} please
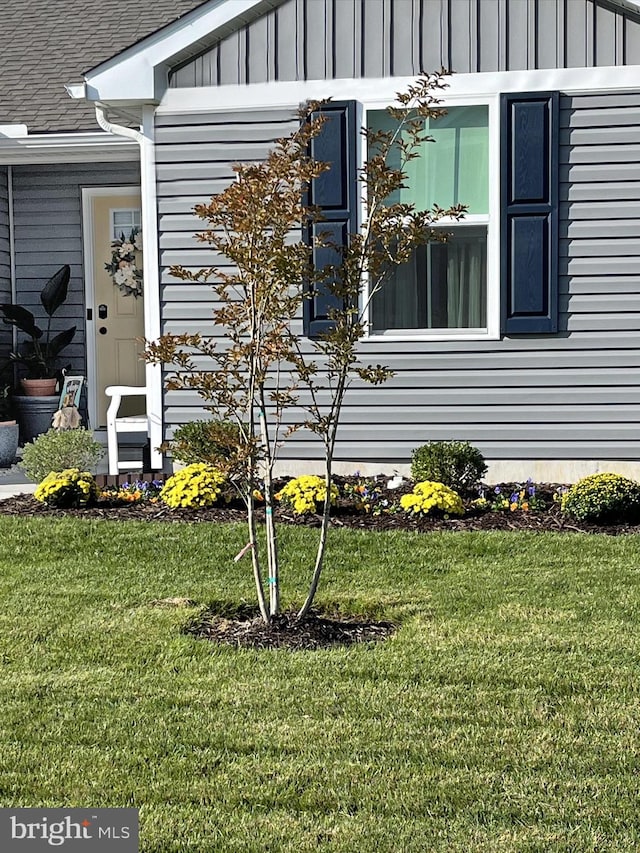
{"left": 1, "top": 518, "right": 640, "bottom": 852}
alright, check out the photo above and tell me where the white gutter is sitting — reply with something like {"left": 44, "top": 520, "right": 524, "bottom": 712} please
{"left": 94, "top": 104, "right": 163, "bottom": 471}
{"left": 0, "top": 131, "right": 136, "bottom": 165}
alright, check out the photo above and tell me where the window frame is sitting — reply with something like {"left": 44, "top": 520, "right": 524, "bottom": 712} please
{"left": 360, "top": 93, "right": 501, "bottom": 342}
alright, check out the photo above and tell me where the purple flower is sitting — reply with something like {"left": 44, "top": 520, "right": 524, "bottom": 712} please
{"left": 528, "top": 486, "right": 536, "bottom": 496}
{"left": 510, "top": 492, "right": 519, "bottom": 503}
{"left": 494, "top": 486, "right": 501, "bottom": 494}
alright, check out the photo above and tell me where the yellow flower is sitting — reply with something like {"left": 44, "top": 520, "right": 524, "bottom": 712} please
{"left": 34, "top": 468, "right": 99, "bottom": 507}
{"left": 275, "top": 475, "right": 338, "bottom": 515}
{"left": 160, "top": 463, "right": 226, "bottom": 509}
{"left": 401, "top": 481, "right": 463, "bottom": 517}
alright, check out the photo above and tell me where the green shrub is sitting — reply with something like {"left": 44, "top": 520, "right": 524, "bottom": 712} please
{"left": 34, "top": 468, "right": 100, "bottom": 507}
{"left": 400, "top": 481, "right": 464, "bottom": 516}
{"left": 560, "top": 473, "right": 640, "bottom": 523}
{"left": 411, "top": 441, "right": 487, "bottom": 492}
{"left": 275, "top": 475, "right": 339, "bottom": 515}
{"left": 20, "top": 428, "right": 103, "bottom": 482}
{"left": 167, "top": 420, "right": 241, "bottom": 467}
{"left": 160, "top": 463, "right": 227, "bottom": 509}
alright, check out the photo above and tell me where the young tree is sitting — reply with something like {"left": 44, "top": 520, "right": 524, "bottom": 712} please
{"left": 144, "top": 70, "right": 465, "bottom": 624}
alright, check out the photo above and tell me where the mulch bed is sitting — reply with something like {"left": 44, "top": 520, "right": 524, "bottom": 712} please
{"left": 0, "top": 478, "right": 636, "bottom": 536}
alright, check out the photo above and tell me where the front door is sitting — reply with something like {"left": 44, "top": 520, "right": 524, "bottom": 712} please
{"left": 84, "top": 188, "right": 146, "bottom": 428}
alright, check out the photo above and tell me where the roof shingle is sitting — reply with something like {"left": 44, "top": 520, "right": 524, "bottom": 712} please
{"left": 0, "top": 0, "right": 207, "bottom": 133}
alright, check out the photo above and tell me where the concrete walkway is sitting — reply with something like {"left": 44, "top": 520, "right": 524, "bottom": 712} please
{"left": 0, "top": 465, "right": 37, "bottom": 498}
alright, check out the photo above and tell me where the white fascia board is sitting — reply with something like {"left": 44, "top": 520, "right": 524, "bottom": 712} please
{"left": 158, "top": 64, "right": 640, "bottom": 114}
{"left": 83, "top": 0, "right": 270, "bottom": 103}
{"left": 0, "top": 132, "right": 138, "bottom": 165}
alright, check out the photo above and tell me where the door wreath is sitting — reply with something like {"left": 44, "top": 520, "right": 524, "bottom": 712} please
{"left": 105, "top": 227, "right": 143, "bottom": 297}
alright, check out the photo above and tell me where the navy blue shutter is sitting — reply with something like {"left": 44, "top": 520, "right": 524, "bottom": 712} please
{"left": 303, "top": 101, "right": 358, "bottom": 337}
{"left": 500, "top": 91, "right": 559, "bottom": 334}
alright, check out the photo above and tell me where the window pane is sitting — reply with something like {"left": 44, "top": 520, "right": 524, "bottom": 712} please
{"left": 111, "top": 208, "right": 141, "bottom": 240}
{"left": 371, "top": 226, "right": 487, "bottom": 331}
{"left": 369, "top": 105, "right": 489, "bottom": 214}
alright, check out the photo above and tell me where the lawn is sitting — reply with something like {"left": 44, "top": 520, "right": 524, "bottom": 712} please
{"left": 1, "top": 517, "right": 639, "bottom": 852}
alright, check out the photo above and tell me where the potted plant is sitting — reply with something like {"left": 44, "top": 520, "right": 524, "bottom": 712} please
{"left": 0, "top": 380, "right": 18, "bottom": 467}
{"left": 0, "top": 265, "right": 76, "bottom": 443}
{"left": 0, "top": 264, "right": 76, "bottom": 395}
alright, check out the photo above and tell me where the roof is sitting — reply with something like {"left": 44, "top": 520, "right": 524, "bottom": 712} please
{"left": 3, "top": 0, "right": 640, "bottom": 134}
{"left": 0, "top": 0, "right": 207, "bottom": 133}
{"left": 81, "top": 0, "right": 282, "bottom": 106}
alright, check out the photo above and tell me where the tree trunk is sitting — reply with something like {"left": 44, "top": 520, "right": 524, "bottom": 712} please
{"left": 247, "top": 487, "right": 269, "bottom": 623}
{"left": 264, "top": 482, "right": 280, "bottom": 617}
{"left": 297, "top": 375, "right": 346, "bottom": 621}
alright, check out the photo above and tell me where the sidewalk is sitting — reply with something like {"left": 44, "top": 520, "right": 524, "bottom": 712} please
{"left": 0, "top": 465, "right": 37, "bottom": 498}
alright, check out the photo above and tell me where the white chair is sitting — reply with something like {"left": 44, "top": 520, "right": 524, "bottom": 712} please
{"left": 105, "top": 385, "right": 149, "bottom": 475}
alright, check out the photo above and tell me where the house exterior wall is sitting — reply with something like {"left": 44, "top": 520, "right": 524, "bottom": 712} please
{"left": 11, "top": 161, "right": 140, "bottom": 379}
{"left": 0, "top": 167, "right": 12, "bottom": 362}
{"left": 169, "top": 0, "right": 640, "bottom": 87}
{"left": 155, "top": 92, "right": 640, "bottom": 468}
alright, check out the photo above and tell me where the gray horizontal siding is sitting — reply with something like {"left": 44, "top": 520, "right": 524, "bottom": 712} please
{"left": 0, "top": 168, "right": 12, "bottom": 364}
{"left": 169, "top": 0, "right": 640, "bottom": 87}
{"left": 156, "top": 90, "right": 640, "bottom": 465}
{"left": 11, "top": 161, "right": 140, "bottom": 378}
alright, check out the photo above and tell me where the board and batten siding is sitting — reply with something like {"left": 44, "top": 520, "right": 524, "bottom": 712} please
{"left": 11, "top": 161, "right": 140, "bottom": 378}
{"left": 169, "top": 0, "right": 640, "bottom": 87}
{"left": 156, "top": 92, "right": 640, "bottom": 465}
{"left": 0, "top": 168, "right": 11, "bottom": 360}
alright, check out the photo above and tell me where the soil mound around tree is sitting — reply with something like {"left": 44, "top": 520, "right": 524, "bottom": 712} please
{"left": 185, "top": 605, "right": 396, "bottom": 651}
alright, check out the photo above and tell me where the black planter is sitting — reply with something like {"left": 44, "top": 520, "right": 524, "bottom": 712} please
{"left": 0, "top": 422, "right": 19, "bottom": 466}
{"left": 14, "top": 395, "right": 59, "bottom": 445}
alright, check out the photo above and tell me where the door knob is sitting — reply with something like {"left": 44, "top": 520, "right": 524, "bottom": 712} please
{"left": 99, "top": 326, "right": 107, "bottom": 335}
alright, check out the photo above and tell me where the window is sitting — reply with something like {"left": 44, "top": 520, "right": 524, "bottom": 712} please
{"left": 367, "top": 104, "right": 490, "bottom": 336}
{"left": 110, "top": 208, "right": 141, "bottom": 240}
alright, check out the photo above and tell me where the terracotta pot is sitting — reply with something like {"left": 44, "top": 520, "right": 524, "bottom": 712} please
{"left": 20, "top": 378, "right": 58, "bottom": 397}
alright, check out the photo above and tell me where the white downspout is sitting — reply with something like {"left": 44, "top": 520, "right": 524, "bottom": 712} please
{"left": 94, "top": 104, "right": 163, "bottom": 471}
{"left": 94, "top": 105, "right": 142, "bottom": 144}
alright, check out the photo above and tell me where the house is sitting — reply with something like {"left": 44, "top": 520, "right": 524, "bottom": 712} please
{"left": 3, "top": 0, "right": 640, "bottom": 481}
{"left": 0, "top": 0, "right": 205, "bottom": 463}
